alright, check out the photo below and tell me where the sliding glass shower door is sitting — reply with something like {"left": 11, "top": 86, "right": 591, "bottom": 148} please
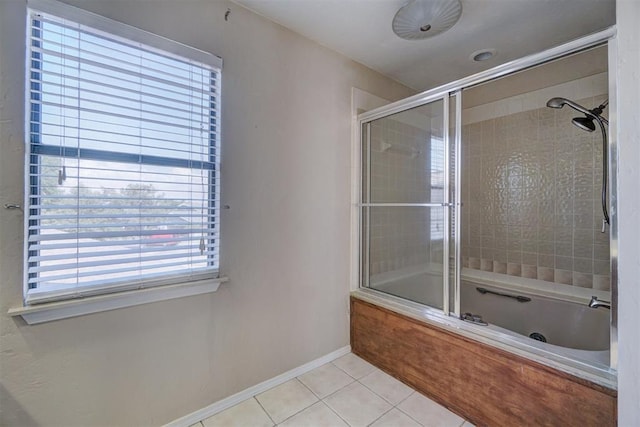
{"left": 361, "top": 96, "right": 455, "bottom": 311}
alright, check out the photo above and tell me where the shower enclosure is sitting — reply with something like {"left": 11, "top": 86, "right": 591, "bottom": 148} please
{"left": 357, "top": 30, "right": 617, "bottom": 380}
{"left": 361, "top": 99, "right": 449, "bottom": 310}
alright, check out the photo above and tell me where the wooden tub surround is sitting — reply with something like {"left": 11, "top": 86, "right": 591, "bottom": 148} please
{"left": 350, "top": 296, "right": 617, "bottom": 427}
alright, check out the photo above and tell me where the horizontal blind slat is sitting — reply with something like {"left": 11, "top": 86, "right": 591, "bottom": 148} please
{"left": 29, "top": 229, "right": 220, "bottom": 242}
{"left": 30, "top": 259, "right": 219, "bottom": 284}
{"left": 30, "top": 46, "right": 217, "bottom": 98}
{"left": 30, "top": 251, "right": 219, "bottom": 273}
{"left": 32, "top": 245, "right": 220, "bottom": 262}
{"left": 29, "top": 74, "right": 217, "bottom": 112}
{"left": 33, "top": 98, "right": 215, "bottom": 133}
{"left": 33, "top": 98, "right": 213, "bottom": 135}
{"left": 30, "top": 236, "right": 220, "bottom": 251}
{"left": 30, "top": 26, "right": 219, "bottom": 84}
{"left": 32, "top": 86, "right": 216, "bottom": 123}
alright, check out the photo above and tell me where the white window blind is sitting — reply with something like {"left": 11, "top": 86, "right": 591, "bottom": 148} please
{"left": 25, "top": 5, "right": 222, "bottom": 304}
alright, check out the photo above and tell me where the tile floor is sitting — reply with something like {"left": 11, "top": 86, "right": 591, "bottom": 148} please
{"left": 191, "top": 353, "right": 474, "bottom": 427}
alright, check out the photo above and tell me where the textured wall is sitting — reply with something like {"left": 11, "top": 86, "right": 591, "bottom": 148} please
{"left": 461, "top": 93, "right": 610, "bottom": 291}
{"left": 0, "top": 1, "right": 413, "bottom": 425}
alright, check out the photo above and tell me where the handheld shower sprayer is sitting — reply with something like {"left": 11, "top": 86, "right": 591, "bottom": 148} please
{"left": 546, "top": 97, "right": 610, "bottom": 230}
{"left": 545, "top": 98, "right": 608, "bottom": 126}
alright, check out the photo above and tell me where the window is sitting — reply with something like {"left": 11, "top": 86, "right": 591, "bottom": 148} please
{"left": 430, "top": 137, "right": 445, "bottom": 241}
{"left": 25, "top": 2, "right": 222, "bottom": 304}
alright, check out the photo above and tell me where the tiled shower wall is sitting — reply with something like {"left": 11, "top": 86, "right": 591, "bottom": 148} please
{"left": 368, "top": 117, "right": 443, "bottom": 276}
{"left": 461, "top": 94, "right": 611, "bottom": 291}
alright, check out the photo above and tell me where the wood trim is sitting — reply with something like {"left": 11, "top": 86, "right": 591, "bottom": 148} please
{"left": 351, "top": 297, "right": 617, "bottom": 427}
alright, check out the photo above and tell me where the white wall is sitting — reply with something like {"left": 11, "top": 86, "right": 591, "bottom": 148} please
{"left": 2, "top": 0, "right": 638, "bottom": 424}
{"left": 615, "top": 0, "right": 640, "bottom": 424}
{"left": 0, "top": 0, "right": 413, "bottom": 425}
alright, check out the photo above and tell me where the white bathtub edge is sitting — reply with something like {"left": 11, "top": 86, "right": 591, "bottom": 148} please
{"left": 370, "top": 264, "right": 611, "bottom": 305}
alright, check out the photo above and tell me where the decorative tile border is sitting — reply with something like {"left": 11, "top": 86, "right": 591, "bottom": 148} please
{"left": 463, "top": 256, "right": 610, "bottom": 291}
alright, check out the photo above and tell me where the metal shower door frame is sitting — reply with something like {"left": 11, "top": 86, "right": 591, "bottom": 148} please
{"left": 358, "top": 93, "right": 454, "bottom": 315}
{"left": 357, "top": 26, "right": 617, "bottom": 372}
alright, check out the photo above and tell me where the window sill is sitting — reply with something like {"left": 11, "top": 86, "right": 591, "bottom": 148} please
{"left": 8, "top": 276, "right": 228, "bottom": 325}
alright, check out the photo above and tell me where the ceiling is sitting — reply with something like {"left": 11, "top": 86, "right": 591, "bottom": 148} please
{"left": 231, "top": 0, "right": 615, "bottom": 91}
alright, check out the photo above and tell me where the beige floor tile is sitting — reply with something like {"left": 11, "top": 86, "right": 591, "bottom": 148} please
{"left": 324, "top": 381, "right": 392, "bottom": 427}
{"left": 256, "top": 379, "right": 319, "bottom": 423}
{"left": 359, "top": 369, "right": 414, "bottom": 405}
{"left": 332, "top": 353, "right": 376, "bottom": 379}
{"left": 398, "top": 392, "right": 465, "bottom": 427}
{"left": 369, "top": 408, "right": 422, "bottom": 427}
{"left": 189, "top": 423, "right": 204, "bottom": 427}
{"left": 462, "top": 422, "right": 475, "bottom": 427}
{"left": 278, "top": 401, "right": 348, "bottom": 427}
{"left": 202, "top": 398, "right": 274, "bottom": 427}
{"left": 297, "top": 362, "right": 355, "bottom": 399}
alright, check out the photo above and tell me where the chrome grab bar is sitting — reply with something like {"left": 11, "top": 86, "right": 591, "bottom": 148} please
{"left": 476, "top": 287, "right": 531, "bottom": 303}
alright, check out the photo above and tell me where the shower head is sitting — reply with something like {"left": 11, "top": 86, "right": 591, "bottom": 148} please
{"left": 546, "top": 97, "right": 568, "bottom": 109}
{"left": 571, "top": 116, "right": 596, "bottom": 132}
{"left": 546, "top": 97, "right": 591, "bottom": 116}
{"left": 547, "top": 96, "right": 611, "bottom": 228}
{"left": 545, "top": 97, "right": 609, "bottom": 127}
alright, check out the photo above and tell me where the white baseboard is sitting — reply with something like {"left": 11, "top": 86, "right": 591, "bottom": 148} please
{"left": 164, "top": 345, "right": 352, "bottom": 427}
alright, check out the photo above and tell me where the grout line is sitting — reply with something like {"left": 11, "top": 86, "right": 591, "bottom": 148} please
{"left": 267, "top": 378, "right": 320, "bottom": 425}
{"left": 356, "top": 375, "right": 409, "bottom": 407}
{"left": 296, "top": 374, "right": 323, "bottom": 400}
{"left": 319, "top": 377, "right": 358, "bottom": 401}
{"left": 329, "top": 359, "right": 346, "bottom": 371}
{"left": 271, "top": 399, "right": 320, "bottom": 426}
{"left": 330, "top": 360, "right": 359, "bottom": 380}
{"left": 322, "top": 374, "right": 399, "bottom": 427}
{"left": 396, "top": 390, "right": 415, "bottom": 406}
{"left": 365, "top": 405, "right": 396, "bottom": 427}
{"left": 295, "top": 365, "right": 356, "bottom": 400}
{"left": 295, "top": 363, "right": 349, "bottom": 400}
{"left": 253, "top": 396, "right": 277, "bottom": 426}
{"left": 318, "top": 378, "right": 391, "bottom": 427}
{"left": 319, "top": 399, "right": 352, "bottom": 427}
{"left": 394, "top": 392, "right": 433, "bottom": 427}
{"left": 331, "top": 356, "right": 378, "bottom": 380}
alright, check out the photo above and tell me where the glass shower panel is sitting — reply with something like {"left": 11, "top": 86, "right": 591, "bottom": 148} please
{"left": 368, "top": 101, "right": 445, "bottom": 204}
{"left": 361, "top": 99, "right": 447, "bottom": 308}
{"left": 364, "top": 206, "right": 445, "bottom": 308}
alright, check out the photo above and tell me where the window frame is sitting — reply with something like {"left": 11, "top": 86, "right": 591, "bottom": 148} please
{"left": 16, "top": 0, "right": 225, "bottom": 319}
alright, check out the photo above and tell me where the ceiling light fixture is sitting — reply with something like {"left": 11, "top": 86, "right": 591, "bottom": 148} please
{"left": 392, "top": 0, "right": 462, "bottom": 40}
{"left": 470, "top": 49, "right": 496, "bottom": 62}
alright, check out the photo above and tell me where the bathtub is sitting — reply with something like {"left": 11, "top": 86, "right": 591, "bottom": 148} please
{"left": 369, "top": 266, "right": 611, "bottom": 368}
